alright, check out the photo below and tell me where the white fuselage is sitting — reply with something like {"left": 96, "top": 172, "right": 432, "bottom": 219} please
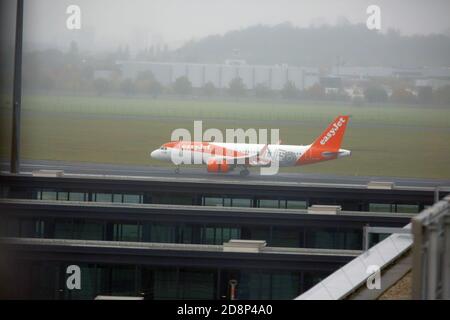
{"left": 151, "top": 142, "right": 350, "bottom": 167}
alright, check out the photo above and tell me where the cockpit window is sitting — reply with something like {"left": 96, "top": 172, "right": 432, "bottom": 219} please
{"left": 160, "top": 146, "right": 167, "bottom": 150}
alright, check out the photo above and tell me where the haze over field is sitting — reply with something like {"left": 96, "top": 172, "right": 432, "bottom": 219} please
{"left": 2, "top": 0, "right": 450, "bottom": 54}
{"left": 1, "top": 0, "right": 450, "bottom": 92}
{"left": 10, "top": 0, "right": 450, "bottom": 51}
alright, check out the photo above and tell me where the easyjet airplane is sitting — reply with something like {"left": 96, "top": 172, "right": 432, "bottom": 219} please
{"left": 150, "top": 115, "right": 351, "bottom": 176}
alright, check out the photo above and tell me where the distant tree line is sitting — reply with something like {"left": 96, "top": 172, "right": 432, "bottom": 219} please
{"left": 115, "top": 74, "right": 450, "bottom": 106}
{"left": 1, "top": 40, "right": 447, "bottom": 107}
{"left": 177, "top": 22, "right": 450, "bottom": 68}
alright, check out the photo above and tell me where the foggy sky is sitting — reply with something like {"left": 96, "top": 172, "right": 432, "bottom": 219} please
{"left": 7, "top": 0, "right": 450, "bottom": 52}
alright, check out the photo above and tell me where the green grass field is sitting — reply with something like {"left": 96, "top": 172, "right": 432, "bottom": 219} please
{"left": 1, "top": 94, "right": 450, "bottom": 179}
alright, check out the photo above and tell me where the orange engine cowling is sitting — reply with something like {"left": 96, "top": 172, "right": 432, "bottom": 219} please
{"left": 207, "top": 158, "right": 230, "bottom": 173}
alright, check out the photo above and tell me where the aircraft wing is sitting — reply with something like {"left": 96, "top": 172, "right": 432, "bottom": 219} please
{"left": 214, "top": 144, "right": 272, "bottom": 165}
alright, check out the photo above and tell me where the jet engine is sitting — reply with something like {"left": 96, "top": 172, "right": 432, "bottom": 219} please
{"left": 207, "top": 158, "right": 230, "bottom": 173}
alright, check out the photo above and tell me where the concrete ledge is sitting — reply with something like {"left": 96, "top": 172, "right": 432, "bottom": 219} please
{"left": 367, "top": 181, "right": 395, "bottom": 190}
{"left": 296, "top": 224, "right": 412, "bottom": 300}
{"left": 308, "top": 205, "right": 342, "bottom": 215}
{"left": 223, "top": 240, "right": 267, "bottom": 253}
{"left": 32, "top": 170, "right": 64, "bottom": 177}
{"left": 347, "top": 252, "right": 412, "bottom": 300}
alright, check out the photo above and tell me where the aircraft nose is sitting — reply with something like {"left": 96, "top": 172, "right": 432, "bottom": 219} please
{"left": 150, "top": 150, "right": 159, "bottom": 159}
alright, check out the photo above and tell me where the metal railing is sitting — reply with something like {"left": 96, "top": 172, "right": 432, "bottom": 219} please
{"left": 296, "top": 224, "right": 412, "bottom": 300}
{"left": 412, "top": 195, "right": 450, "bottom": 299}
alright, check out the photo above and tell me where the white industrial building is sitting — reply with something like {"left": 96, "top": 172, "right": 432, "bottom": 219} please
{"left": 116, "top": 60, "right": 320, "bottom": 90}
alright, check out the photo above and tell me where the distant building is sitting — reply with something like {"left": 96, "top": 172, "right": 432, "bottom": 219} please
{"left": 224, "top": 59, "right": 247, "bottom": 66}
{"left": 116, "top": 62, "right": 450, "bottom": 94}
{"left": 331, "top": 66, "right": 394, "bottom": 79}
{"left": 320, "top": 76, "right": 342, "bottom": 94}
{"left": 404, "top": 88, "right": 418, "bottom": 97}
{"left": 116, "top": 61, "right": 320, "bottom": 91}
{"left": 344, "top": 85, "right": 364, "bottom": 100}
{"left": 93, "top": 70, "right": 115, "bottom": 80}
{"left": 331, "top": 66, "right": 450, "bottom": 83}
{"left": 416, "top": 78, "right": 450, "bottom": 90}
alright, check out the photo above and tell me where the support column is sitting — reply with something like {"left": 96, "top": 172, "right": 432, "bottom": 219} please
{"left": 11, "top": 0, "right": 24, "bottom": 174}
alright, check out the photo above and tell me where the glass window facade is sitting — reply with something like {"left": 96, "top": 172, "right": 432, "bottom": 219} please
{"left": 204, "top": 197, "right": 224, "bottom": 206}
{"left": 34, "top": 189, "right": 144, "bottom": 204}
{"left": 4, "top": 187, "right": 426, "bottom": 213}
{"left": 95, "top": 193, "right": 113, "bottom": 202}
{"left": 220, "top": 270, "right": 303, "bottom": 300}
{"left": 396, "top": 204, "right": 419, "bottom": 213}
{"left": 178, "top": 269, "right": 215, "bottom": 299}
{"left": 271, "top": 227, "right": 300, "bottom": 247}
{"left": 3, "top": 216, "right": 373, "bottom": 250}
{"left": 64, "top": 264, "right": 98, "bottom": 300}
{"left": 123, "top": 194, "right": 142, "bottom": 203}
{"left": 368, "top": 233, "right": 390, "bottom": 248}
{"left": 258, "top": 199, "right": 281, "bottom": 208}
{"left": 369, "top": 203, "right": 395, "bottom": 212}
{"left": 369, "top": 202, "right": 419, "bottom": 213}
{"left": 286, "top": 200, "right": 307, "bottom": 209}
{"left": 303, "top": 271, "right": 330, "bottom": 292}
{"left": 114, "top": 223, "right": 141, "bottom": 242}
{"left": 10, "top": 261, "right": 327, "bottom": 300}
{"left": 305, "top": 227, "right": 362, "bottom": 249}
{"left": 143, "top": 224, "right": 176, "bottom": 243}
{"left": 231, "top": 198, "right": 252, "bottom": 207}
{"left": 152, "top": 268, "right": 178, "bottom": 299}
{"left": 40, "top": 190, "right": 57, "bottom": 201}
{"left": 203, "top": 197, "right": 252, "bottom": 207}
{"left": 73, "top": 220, "right": 104, "bottom": 240}
{"left": 69, "top": 192, "right": 86, "bottom": 201}
{"left": 54, "top": 220, "right": 74, "bottom": 239}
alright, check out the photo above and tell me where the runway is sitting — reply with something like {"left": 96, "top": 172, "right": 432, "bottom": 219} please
{"left": 1, "top": 159, "right": 450, "bottom": 189}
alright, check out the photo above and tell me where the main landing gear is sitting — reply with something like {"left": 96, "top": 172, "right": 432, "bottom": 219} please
{"left": 239, "top": 168, "right": 250, "bottom": 177}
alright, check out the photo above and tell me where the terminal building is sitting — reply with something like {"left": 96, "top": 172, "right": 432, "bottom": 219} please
{"left": 0, "top": 171, "right": 446, "bottom": 300}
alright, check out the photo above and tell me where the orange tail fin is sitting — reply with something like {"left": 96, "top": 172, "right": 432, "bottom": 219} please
{"left": 310, "top": 115, "right": 350, "bottom": 151}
